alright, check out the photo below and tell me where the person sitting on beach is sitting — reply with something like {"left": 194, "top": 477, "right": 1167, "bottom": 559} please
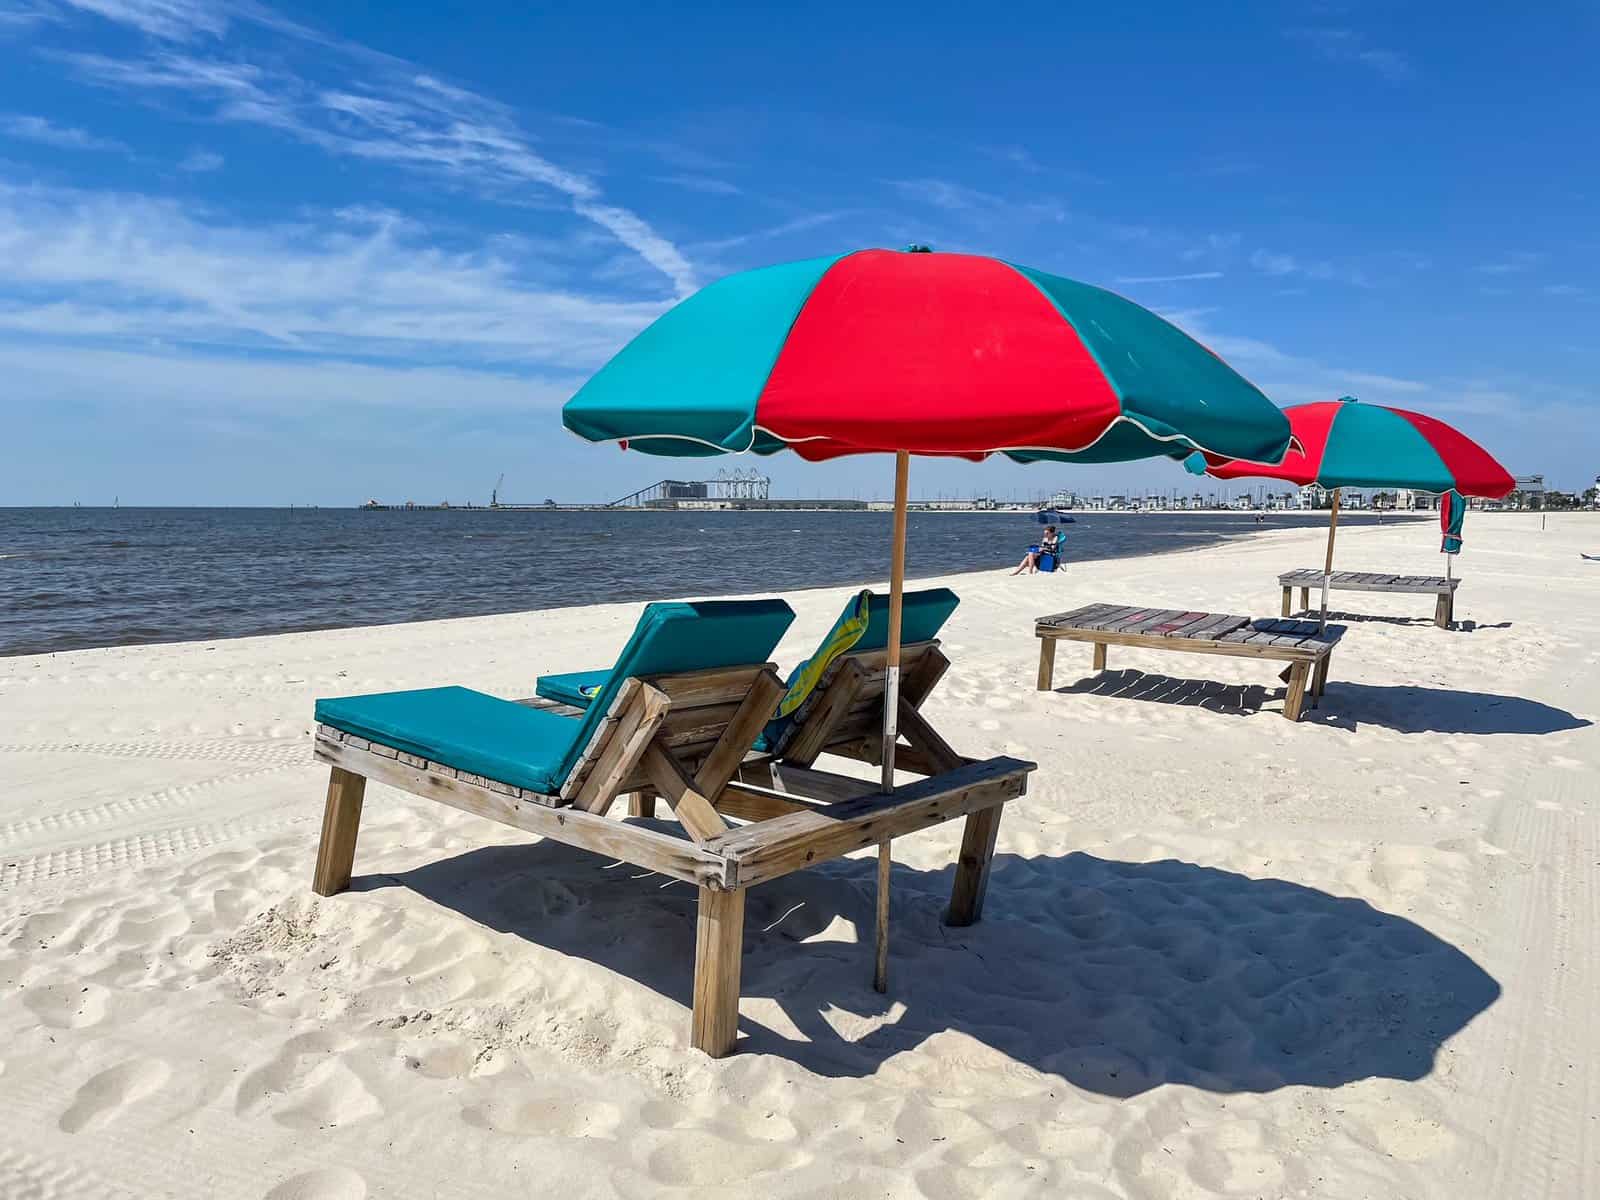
{"left": 1011, "top": 525, "right": 1060, "bottom": 575}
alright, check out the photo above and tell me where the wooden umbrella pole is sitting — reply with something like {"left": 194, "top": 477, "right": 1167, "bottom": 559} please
{"left": 875, "top": 449, "right": 909, "bottom": 994}
{"left": 1320, "top": 487, "right": 1341, "bottom": 631}
{"left": 881, "top": 449, "right": 910, "bottom": 790}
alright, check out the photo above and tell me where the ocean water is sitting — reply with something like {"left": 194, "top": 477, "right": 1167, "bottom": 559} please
{"left": 0, "top": 507, "right": 1407, "bottom": 657}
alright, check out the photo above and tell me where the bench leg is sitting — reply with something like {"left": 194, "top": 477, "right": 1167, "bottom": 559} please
{"left": 691, "top": 886, "right": 745, "bottom": 1057}
{"left": 1435, "top": 594, "right": 1450, "bottom": 628}
{"left": 312, "top": 766, "right": 367, "bottom": 897}
{"left": 946, "top": 806, "right": 1003, "bottom": 927}
{"left": 1300, "top": 587, "right": 1311, "bottom": 611}
{"left": 1281, "top": 587, "right": 1292, "bottom": 617}
{"left": 1092, "top": 642, "right": 1108, "bottom": 672}
{"left": 1036, "top": 636, "right": 1057, "bottom": 691}
{"left": 628, "top": 790, "right": 656, "bottom": 818}
{"left": 1282, "top": 662, "right": 1311, "bottom": 721}
{"left": 1312, "top": 654, "right": 1331, "bottom": 702}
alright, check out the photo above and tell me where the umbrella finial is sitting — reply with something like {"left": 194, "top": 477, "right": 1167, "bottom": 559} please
{"left": 905, "top": 243, "right": 933, "bottom": 254}
{"left": 1337, "top": 395, "right": 1359, "bottom": 404}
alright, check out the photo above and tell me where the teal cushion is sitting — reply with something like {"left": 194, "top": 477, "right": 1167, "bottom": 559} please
{"left": 759, "top": 587, "right": 960, "bottom": 752}
{"left": 555, "top": 598, "right": 796, "bottom": 785}
{"left": 852, "top": 587, "right": 960, "bottom": 652}
{"left": 315, "top": 686, "right": 582, "bottom": 796}
{"left": 535, "top": 669, "right": 611, "bottom": 708}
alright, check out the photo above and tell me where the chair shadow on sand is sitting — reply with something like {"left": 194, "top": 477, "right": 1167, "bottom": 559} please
{"left": 357, "top": 843, "right": 1500, "bottom": 1097}
{"left": 1054, "top": 669, "right": 1591, "bottom": 736}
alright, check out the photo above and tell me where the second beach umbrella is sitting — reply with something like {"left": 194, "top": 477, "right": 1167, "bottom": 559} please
{"left": 1188, "top": 396, "right": 1514, "bottom": 624}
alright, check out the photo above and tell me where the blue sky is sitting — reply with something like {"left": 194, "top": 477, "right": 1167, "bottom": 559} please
{"left": 1, "top": 0, "right": 1595, "bottom": 505}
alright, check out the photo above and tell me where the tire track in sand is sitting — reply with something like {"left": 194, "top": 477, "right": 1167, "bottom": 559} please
{"left": 1, "top": 812, "right": 312, "bottom": 892}
{"left": 0, "top": 766, "right": 300, "bottom": 850}
{"left": 0, "top": 737, "right": 305, "bottom": 766}
{"left": 1482, "top": 775, "right": 1597, "bottom": 1197}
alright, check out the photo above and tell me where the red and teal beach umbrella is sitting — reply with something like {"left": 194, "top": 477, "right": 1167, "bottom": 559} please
{"left": 565, "top": 248, "right": 1291, "bottom": 465}
{"left": 564, "top": 246, "right": 1291, "bottom": 991}
{"left": 1188, "top": 396, "right": 1514, "bottom": 621}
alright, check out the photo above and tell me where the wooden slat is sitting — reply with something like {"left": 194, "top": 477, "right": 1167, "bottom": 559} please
{"left": 710, "top": 757, "right": 1034, "bottom": 890}
{"left": 693, "top": 668, "right": 785, "bottom": 799}
{"left": 768, "top": 762, "right": 880, "bottom": 803}
{"left": 1152, "top": 611, "right": 1209, "bottom": 635}
{"left": 314, "top": 734, "right": 731, "bottom": 887}
{"left": 1175, "top": 613, "right": 1248, "bottom": 640}
{"left": 897, "top": 698, "right": 965, "bottom": 774}
{"left": 649, "top": 662, "right": 780, "bottom": 709}
{"left": 1102, "top": 607, "right": 1162, "bottom": 633}
{"left": 642, "top": 743, "right": 730, "bottom": 844}
{"left": 781, "top": 658, "right": 867, "bottom": 765}
{"left": 571, "top": 680, "right": 670, "bottom": 813}
{"left": 1036, "top": 602, "right": 1104, "bottom": 628}
{"left": 561, "top": 678, "right": 639, "bottom": 801}
{"left": 1080, "top": 605, "right": 1138, "bottom": 631}
{"left": 715, "top": 782, "right": 820, "bottom": 821}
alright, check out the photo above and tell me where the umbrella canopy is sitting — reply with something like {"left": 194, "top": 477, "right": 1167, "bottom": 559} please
{"left": 1187, "top": 397, "right": 1512, "bottom": 625}
{"left": 566, "top": 248, "right": 1291, "bottom": 466}
{"left": 1191, "top": 397, "right": 1515, "bottom": 498}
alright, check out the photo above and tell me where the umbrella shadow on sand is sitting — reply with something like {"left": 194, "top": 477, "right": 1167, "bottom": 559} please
{"left": 359, "top": 844, "right": 1499, "bottom": 1096}
{"left": 1051, "top": 669, "right": 1590, "bottom": 736}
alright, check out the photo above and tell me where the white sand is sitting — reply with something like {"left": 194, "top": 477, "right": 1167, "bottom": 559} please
{"left": 3, "top": 514, "right": 1596, "bottom": 1199}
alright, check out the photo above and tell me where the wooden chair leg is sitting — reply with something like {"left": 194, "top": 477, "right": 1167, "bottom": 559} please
{"left": 628, "top": 790, "right": 656, "bottom": 818}
{"left": 1036, "top": 637, "right": 1057, "bottom": 691}
{"left": 691, "top": 886, "right": 745, "bottom": 1057}
{"left": 1435, "top": 594, "right": 1450, "bottom": 628}
{"left": 1312, "top": 654, "right": 1331, "bottom": 701}
{"left": 874, "top": 842, "right": 891, "bottom": 993}
{"left": 1282, "top": 661, "right": 1311, "bottom": 721}
{"left": 1300, "top": 587, "right": 1311, "bottom": 611}
{"left": 312, "top": 766, "right": 367, "bottom": 897}
{"left": 1281, "top": 587, "right": 1292, "bottom": 617}
{"left": 1092, "top": 642, "right": 1108, "bottom": 672}
{"left": 946, "top": 806, "right": 1002, "bottom": 927}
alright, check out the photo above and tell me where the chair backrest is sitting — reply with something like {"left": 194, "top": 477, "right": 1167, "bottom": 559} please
{"left": 557, "top": 598, "right": 796, "bottom": 785}
{"left": 762, "top": 587, "right": 959, "bottom": 752}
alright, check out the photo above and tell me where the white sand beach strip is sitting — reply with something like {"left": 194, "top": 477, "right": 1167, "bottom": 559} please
{"left": 2, "top": 514, "right": 1596, "bottom": 1199}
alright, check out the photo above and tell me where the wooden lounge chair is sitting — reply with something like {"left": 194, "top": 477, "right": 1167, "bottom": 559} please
{"left": 1035, "top": 603, "right": 1345, "bottom": 721}
{"left": 310, "top": 598, "right": 1033, "bottom": 1057}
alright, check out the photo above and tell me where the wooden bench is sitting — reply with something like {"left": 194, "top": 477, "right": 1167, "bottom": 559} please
{"left": 1035, "top": 604, "right": 1344, "bottom": 721}
{"left": 1278, "top": 568, "right": 1458, "bottom": 628}
{"left": 312, "top": 659, "right": 1034, "bottom": 1057}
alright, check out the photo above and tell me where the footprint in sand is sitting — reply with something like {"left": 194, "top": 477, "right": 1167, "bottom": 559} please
{"left": 22, "top": 982, "right": 109, "bottom": 1029}
{"left": 236, "top": 1034, "right": 383, "bottom": 1130}
{"left": 262, "top": 1167, "right": 368, "bottom": 1200}
{"left": 463, "top": 1095, "right": 623, "bottom": 1139}
{"left": 58, "top": 1058, "right": 172, "bottom": 1133}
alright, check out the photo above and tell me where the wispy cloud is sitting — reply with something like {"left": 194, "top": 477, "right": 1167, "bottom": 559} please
{"left": 1287, "top": 27, "right": 1414, "bottom": 82}
{"left": 178, "top": 147, "right": 223, "bottom": 171}
{"left": 1473, "top": 252, "right": 1543, "bottom": 275}
{"left": 1, "top": 112, "right": 127, "bottom": 152}
{"left": 56, "top": 0, "right": 229, "bottom": 41}
{"left": 0, "top": 183, "right": 666, "bottom": 367}
{"left": 1543, "top": 283, "right": 1585, "bottom": 297}
{"left": 45, "top": 8, "right": 699, "bottom": 295}
{"left": 651, "top": 174, "right": 741, "bottom": 196}
{"left": 1248, "top": 247, "right": 1370, "bottom": 287}
{"left": 1114, "top": 271, "right": 1223, "bottom": 285}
